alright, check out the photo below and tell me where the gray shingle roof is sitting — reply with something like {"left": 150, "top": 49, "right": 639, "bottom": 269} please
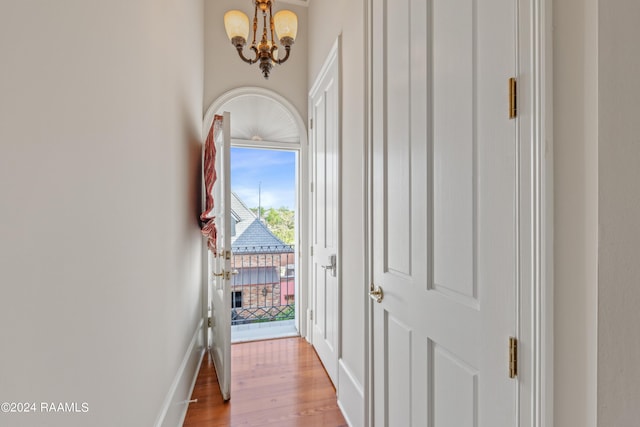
{"left": 231, "top": 192, "right": 293, "bottom": 254}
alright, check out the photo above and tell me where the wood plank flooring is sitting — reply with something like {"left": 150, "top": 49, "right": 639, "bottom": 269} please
{"left": 183, "top": 337, "right": 348, "bottom": 427}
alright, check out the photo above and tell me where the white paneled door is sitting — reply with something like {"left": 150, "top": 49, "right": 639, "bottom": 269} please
{"left": 309, "top": 41, "right": 340, "bottom": 386}
{"left": 371, "top": 0, "right": 518, "bottom": 425}
{"left": 208, "top": 111, "right": 232, "bottom": 401}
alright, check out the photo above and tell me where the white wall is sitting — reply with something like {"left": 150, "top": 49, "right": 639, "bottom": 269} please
{"left": 555, "top": 1, "right": 640, "bottom": 425}
{"left": 204, "top": 0, "right": 308, "bottom": 118}
{"left": 308, "top": 1, "right": 367, "bottom": 425}
{"left": 553, "top": 0, "right": 599, "bottom": 426}
{"left": 0, "top": 1, "right": 205, "bottom": 426}
{"left": 598, "top": 1, "right": 640, "bottom": 425}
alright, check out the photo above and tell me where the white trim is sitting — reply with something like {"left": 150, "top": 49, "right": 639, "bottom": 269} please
{"left": 231, "top": 138, "right": 302, "bottom": 151}
{"left": 154, "top": 319, "right": 205, "bottom": 427}
{"left": 541, "top": 0, "right": 554, "bottom": 423}
{"left": 203, "top": 87, "right": 309, "bottom": 340}
{"left": 308, "top": 38, "right": 341, "bottom": 97}
{"left": 203, "top": 87, "right": 306, "bottom": 147}
{"left": 361, "top": 0, "right": 374, "bottom": 426}
{"left": 517, "top": 0, "right": 553, "bottom": 425}
{"left": 542, "top": 0, "right": 554, "bottom": 422}
{"left": 337, "top": 359, "right": 365, "bottom": 427}
{"left": 297, "top": 117, "right": 310, "bottom": 341}
{"left": 363, "top": 0, "right": 373, "bottom": 424}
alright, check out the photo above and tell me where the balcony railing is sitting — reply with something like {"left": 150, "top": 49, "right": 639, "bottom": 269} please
{"left": 230, "top": 245, "right": 295, "bottom": 326}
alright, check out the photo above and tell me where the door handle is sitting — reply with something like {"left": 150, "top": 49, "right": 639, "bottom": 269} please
{"left": 320, "top": 254, "right": 337, "bottom": 277}
{"left": 213, "top": 270, "right": 239, "bottom": 280}
{"left": 369, "top": 285, "right": 384, "bottom": 303}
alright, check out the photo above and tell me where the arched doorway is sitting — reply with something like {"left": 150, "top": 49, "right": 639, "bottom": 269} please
{"left": 203, "top": 87, "right": 309, "bottom": 342}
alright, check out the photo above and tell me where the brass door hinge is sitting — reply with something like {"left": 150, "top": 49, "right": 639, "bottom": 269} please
{"left": 509, "top": 77, "right": 517, "bottom": 119}
{"left": 208, "top": 317, "right": 213, "bottom": 328}
{"left": 509, "top": 337, "right": 518, "bottom": 378}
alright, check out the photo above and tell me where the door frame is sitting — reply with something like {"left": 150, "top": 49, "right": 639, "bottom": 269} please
{"left": 363, "top": 0, "right": 554, "bottom": 426}
{"left": 514, "top": 0, "right": 554, "bottom": 425}
{"left": 203, "top": 87, "right": 309, "bottom": 341}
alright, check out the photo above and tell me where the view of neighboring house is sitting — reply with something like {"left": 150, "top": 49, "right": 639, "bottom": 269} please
{"left": 230, "top": 192, "right": 295, "bottom": 325}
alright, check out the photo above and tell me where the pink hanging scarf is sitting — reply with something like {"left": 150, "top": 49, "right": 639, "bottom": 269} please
{"left": 200, "top": 115, "right": 223, "bottom": 252}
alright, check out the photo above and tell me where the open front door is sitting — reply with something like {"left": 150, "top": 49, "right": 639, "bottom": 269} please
{"left": 207, "top": 111, "right": 232, "bottom": 401}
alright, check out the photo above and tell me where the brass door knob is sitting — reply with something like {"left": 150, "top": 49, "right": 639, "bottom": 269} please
{"left": 369, "top": 285, "right": 384, "bottom": 303}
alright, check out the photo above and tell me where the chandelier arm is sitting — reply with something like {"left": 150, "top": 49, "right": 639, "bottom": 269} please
{"left": 274, "top": 45, "right": 292, "bottom": 64}
{"left": 236, "top": 45, "right": 259, "bottom": 64}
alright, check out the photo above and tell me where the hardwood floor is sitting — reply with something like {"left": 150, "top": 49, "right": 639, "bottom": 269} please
{"left": 183, "top": 337, "right": 348, "bottom": 427}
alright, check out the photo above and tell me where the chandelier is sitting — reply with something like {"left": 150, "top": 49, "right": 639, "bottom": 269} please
{"left": 224, "top": 1, "right": 298, "bottom": 79}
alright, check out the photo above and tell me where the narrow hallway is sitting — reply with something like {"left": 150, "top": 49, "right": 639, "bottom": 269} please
{"left": 183, "top": 338, "right": 347, "bottom": 426}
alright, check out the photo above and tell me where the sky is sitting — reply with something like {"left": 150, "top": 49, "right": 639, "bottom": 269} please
{"left": 230, "top": 147, "right": 296, "bottom": 210}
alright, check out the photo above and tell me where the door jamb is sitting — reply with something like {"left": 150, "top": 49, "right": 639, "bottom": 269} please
{"left": 516, "top": 0, "right": 554, "bottom": 425}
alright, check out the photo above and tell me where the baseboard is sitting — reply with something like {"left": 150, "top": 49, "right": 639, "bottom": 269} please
{"left": 154, "top": 319, "right": 205, "bottom": 427}
{"left": 337, "top": 359, "right": 365, "bottom": 427}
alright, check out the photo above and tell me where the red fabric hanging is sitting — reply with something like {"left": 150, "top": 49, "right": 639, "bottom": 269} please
{"left": 200, "top": 115, "right": 223, "bottom": 253}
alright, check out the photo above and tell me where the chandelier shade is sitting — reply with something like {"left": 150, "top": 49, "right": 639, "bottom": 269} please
{"left": 274, "top": 10, "right": 298, "bottom": 41}
{"left": 223, "top": 1, "right": 298, "bottom": 79}
{"left": 224, "top": 10, "right": 250, "bottom": 41}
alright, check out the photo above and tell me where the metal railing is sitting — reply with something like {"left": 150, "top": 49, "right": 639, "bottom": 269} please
{"left": 230, "top": 246, "right": 295, "bottom": 325}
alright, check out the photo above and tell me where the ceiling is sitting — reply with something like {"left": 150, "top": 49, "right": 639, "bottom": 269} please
{"left": 218, "top": 95, "right": 300, "bottom": 144}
